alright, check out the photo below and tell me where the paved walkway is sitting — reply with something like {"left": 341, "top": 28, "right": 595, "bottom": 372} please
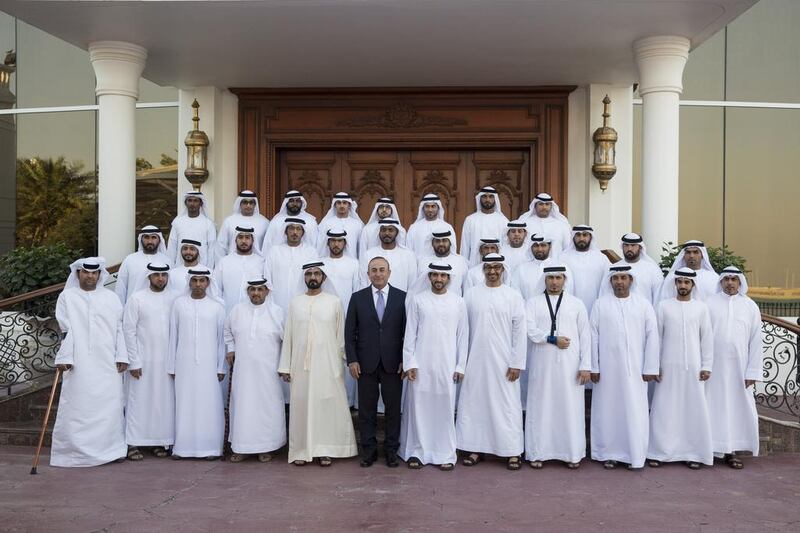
{"left": 1, "top": 447, "right": 798, "bottom": 532}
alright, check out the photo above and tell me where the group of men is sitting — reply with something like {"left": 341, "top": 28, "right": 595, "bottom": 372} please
{"left": 50, "top": 186, "right": 763, "bottom": 473}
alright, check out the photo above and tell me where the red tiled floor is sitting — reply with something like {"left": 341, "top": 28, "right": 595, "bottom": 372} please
{"left": 1, "top": 446, "right": 799, "bottom": 532}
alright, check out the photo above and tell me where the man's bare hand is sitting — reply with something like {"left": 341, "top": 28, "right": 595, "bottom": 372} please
{"left": 129, "top": 368, "right": 142, "bottom": 379}
{"left": 226, "top": 352, "right": 235, "bottom": 366}
{"left": 168, "top": 373, "right": 175, "bottom": 380}
{"left": 279, "top": 372, "right": 291, "bottom": 383}
{"left": 699, "top": 370, "right": 711, "bottom": 381}
{"left": 116, "top": 362, "right": 128, "bottom": 373}
{"left": 56, "top": 364, "right": 72, "bottom": 372}
{"left": 397, "top": 363, "right": 403, "bottom": 375}
{"left": 590, "top": 372, "right": 600, "bottom": 384}
{"left": 577, "top": 370, "right": 591, "bottom": 385}
{"left": 506, "top": 368, "right": 521, "bottom": 382}
{"left": 348, "top": 362, "right": 361, "bottom": 380}
{"left": 453, "top": 372, "right": 464, "bottom": 383}
{"left": 406, "top": 368, "right": 418, "bottom": 381}
{"left": 217, "top": 373, "right": 225, "bottom": 382}
{"left": 556, "top": 336, "right": 571, "bottom": 349}
{"left": 745, "top": 379, "right": 755, "bottom": 389}
{"left": 642, "top": 374, "right": 659, "bottom": 382}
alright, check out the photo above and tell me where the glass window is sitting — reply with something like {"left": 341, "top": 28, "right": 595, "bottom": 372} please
{"left": 139, "top": 78, "right": 178, "bottom": 104}
{"left": 136, "top": 107, "right": 178, "bottom": 236}
{"left": 682, "top": 30, "right": 726, "bottom": 101}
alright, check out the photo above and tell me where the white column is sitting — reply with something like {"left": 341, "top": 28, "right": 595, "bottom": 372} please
{"left": 89, "top": 41, "right": 147, "bottom": 265}
{"left": 634, "top": 36, "right": 690, "bottom": 251}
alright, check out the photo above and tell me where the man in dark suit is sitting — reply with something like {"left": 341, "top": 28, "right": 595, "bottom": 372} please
{"left": 345, "top": 256, "right": 406, "bottom": 467}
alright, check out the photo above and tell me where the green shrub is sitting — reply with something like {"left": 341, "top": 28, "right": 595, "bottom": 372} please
{"left": 659, "top": 242, "right": 747, "bottom": 275}
{"left": 0, "top": 243, "right": 81, "bottom": 298}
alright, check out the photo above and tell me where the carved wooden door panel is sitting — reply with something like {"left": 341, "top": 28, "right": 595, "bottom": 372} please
{"left": 279, "top": 149, "right": 530, "bottom": 250}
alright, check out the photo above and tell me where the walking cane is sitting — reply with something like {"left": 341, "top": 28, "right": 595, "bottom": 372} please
{"left": 31, "top": 367, "right": 61, "bottom": 475}
{"left": 223, "top": 360, "right": 233, "bottom": 459}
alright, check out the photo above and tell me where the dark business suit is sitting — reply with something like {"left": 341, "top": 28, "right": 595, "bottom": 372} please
{"left": 344, "top": 284, "right": 406, "bottom": 461}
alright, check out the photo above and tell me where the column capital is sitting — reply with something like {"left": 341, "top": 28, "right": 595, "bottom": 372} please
{"left": 633, "top": 36, "right": 690, "bottom": 96}
{"left": 89, "top": 41, "right": 147, "bottom": 99}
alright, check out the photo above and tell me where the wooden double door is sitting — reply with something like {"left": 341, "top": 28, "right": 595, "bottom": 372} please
{"left": 279, "top": 149, "right": 532, "bottom": 242}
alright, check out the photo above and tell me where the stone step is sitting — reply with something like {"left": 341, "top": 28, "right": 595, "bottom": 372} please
{"left": 0, "top": 420, "right": 52, "bottom": 447}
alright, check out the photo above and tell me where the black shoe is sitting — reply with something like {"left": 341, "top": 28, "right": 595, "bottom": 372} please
{"left": 385, "top": 453, "right": 399, "bottom": 468}
{"left": 360, "top": 455, "right": 377, "bottom": 468}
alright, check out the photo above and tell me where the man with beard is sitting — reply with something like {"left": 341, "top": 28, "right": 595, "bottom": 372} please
{"left": 166, "top": 191, "right": 217, "bottom": 267}
{"left": 524, "top": 265, "right": 591, "bottom": 469}
{"left": 501, "top": 221, "right": 531, "bottom": 273}
{"left": 214, "top": 226, "right": 264, "bottom": 314}
{"left": 215, "top": 190, "right": 270, "bottom": 262}
{"left": 400, "top": 262, "right": 468, "bottom": 471}
{"left": 406, "top": 194, "right": 457, "bottom": 256}
{"left": 321, "top": 227, "right": 361, "bottom": 406}
{"left": 123, "top": 262, "right": 179, "bottom": 460}
{"left": 618, "top": 233, "right": 663, "bottom": 304}
{"left": 51, "top": 258, "right": 128, "bottom": 467}
{"left": 589, "top": 265, "right": 660, "bottom": 470}
{"left": 659, "top": 240, "right": 718, "bottom": 301}
{"left": 705, "top": 267, "right": 763, "bottom": 469}
{"left": 264, "top": 190, "right": 319, "bottom": 247}
{"left": 519, "top": 193, "right": 572, "bottom": 256}
{"left": 461, "top": 187, "right": 509, "bottom": 266}
{"left": 171, "top": 239, "right": 202, "bottom": 293}
{"left": 316, "top": 192, "right": 364, "bottom": 259}
{"left": 463, "top": 238, "right": 501, "bottom": 291}
{"left": 225, "top": 278, "right": 286, "bottom": 463}
{"left": 358, "top": 197, "right": 408, "bottom": 257}
{"left": 560, "top": 225, "right": 611, "bottom": 315}
{"left": 116, "top": 225, "right": 170, "bottom": 304}
{"left": 414, "top": 227, "right": 469, "bottom": 296}
{"left": 360, "top": 219, "right": 417, "bottom": 292}
{"left": 510, "top": 233, "right": 558, "bottom": 300}
{"left": 279, "top": 263, "right": 358, "bottom": 466}
{"left": 458, "top": 253, "right": 526, "bottom": 470}
{"left": 168, "top": 267, "right": 227, "bottom": 460}
{"left": 263, "top": 218, "right": 317, "bottom": 312}
{"left": 648, "top": 268, "right": 714, "bottom": 469}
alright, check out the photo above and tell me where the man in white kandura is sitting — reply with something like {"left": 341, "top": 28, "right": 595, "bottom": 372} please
{"left": 166, "top": 191, "right": 217, "bottom": 267}
{"left": 122, "top": 262, "right": 179, "bottom": 461}
{"left": 400, "top": 262, "right": 469, "bottom": 471}
{"left": 171, "top": 238, "right": 201, "bottom": 293}
{"left": 501, "top": 220, "right": 531, "bottom": 273}
{"left": 589, "top": 265, "right": 660, "bottom": 470}
{"left": 215, "top": 190, "right": 270, "bottom": 263}
{"left": 461, "top": 186, "right": 509, "bottom": 266}
{"left": 278, "top": 262, "right": 358, "bottom": 466}
{"left": 51, "top": 258, "right": 127, "bottom": 467}
{"left": 264, "top": 190, "right": 319, "bottom": 247}
{"left": 316, "top": 192, "right": 364, "bottom": 259}
{"left": 414, "top": 226, "right": 469, "bottom": 296}
{"left": 648, "top": 268, "right": 714, "bottom": 469}
{"left": 519, "top": 192, "right": 572, "bottom": 256}
{"left": 116, "top": 225, "right": 170, "bottom": 304}
{"left": 510, "top": 233, "right": 559, "bottom": 301}
{"left": 360, "top": 219, "right": 417, "bottom": 292}
{"left": 706, "top": 266, "right": 763, "bottom": 469}
{"left": 458, "top": 253, "right": 527, "bottom": 471}
{"left": 168, "top": 267, "right": 227, "bottom": 460}
{"left": 524, "top": 264, "right": 591, "bottom": 469}
{"left": 263, "top": 217, "right": 317, "bottom": 312}
{"left": 214, "top": 226, "right": 264, "bottom": 314}
{"left": 358, "top": 197, "right": 408, "bottom": 257}
{"left": 225, "top": 278, "right": 286, "bottom": 464}
{"left": 321, "top": 227, "right": 361, "bottom": 406}
{"left": 463, "top": 237, "right": 501, "bottom": 291}
{"left": 659, "top": 240, "right": 718, "bottom": 301}
{"left": 560, "top": 224, "right": 611, "bottom": 315}
{"left": 406, "top": 193, "right": 457, "bottom": 256}
{"left": 618, "top": 233, "right": 664, "bottom": 304}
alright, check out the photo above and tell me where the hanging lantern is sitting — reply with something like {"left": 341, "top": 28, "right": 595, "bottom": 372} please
{"left": 591, "top": 95, "right": 618, "bottom": 191}
{"left": 184, "top": 99, "right": 209, "bottom": 191}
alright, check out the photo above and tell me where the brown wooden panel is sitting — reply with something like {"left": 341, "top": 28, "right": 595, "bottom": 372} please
{"left": 280, "top": 151, "right": 337, "bottom": 221}
{"left": 341, "top": 151, "right": 404, "bottom": 223}
{"left": 471, "top": 150, "right": 530, "bottom": 220}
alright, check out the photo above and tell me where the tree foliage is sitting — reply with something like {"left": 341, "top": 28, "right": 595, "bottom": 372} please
{"left": 0, "top": 243, "right": 81, "bottom": 297}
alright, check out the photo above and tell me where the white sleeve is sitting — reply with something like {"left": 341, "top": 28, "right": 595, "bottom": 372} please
{"left": 526, "top": 299, "right": 548, "bottom": 344}
{"left": 402, "top": 299, "right": 420, "bottom": 371}
{"left": 744, "top": 303, "right": 764, "bottom": 381}
{"left": 454, "top": 301, "right": 470, "bottom": 374}
{"left": 576, "top": 304, "right": 591, "bottom": 372}
{"left": 642, "top": 302, "right": 661, "bottom": 376}
{"left": 510, "top": 295, "right": 527, "bottom": 370}
{"left": 589, "top": 304, "right": 600, "bottom": 374}
{"left": 122, "top": 298, "right": 141, "bottom": 370}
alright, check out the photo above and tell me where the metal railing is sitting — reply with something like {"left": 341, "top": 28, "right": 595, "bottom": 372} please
{"left": 756, "top": 314, "right": 799, "bottom": 419}
{"left": 0, "top": 266, "right": 119, "bottom": 396}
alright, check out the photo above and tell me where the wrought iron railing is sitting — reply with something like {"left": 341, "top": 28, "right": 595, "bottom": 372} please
{"left": 756, "top": 314, "right": 799, "bottom": 419}
{"left": 0, "top": 266, "right": 119, "bottom": 396}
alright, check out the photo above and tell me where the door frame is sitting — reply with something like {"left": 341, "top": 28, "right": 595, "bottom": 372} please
{"left": 231, "top": 86, "right": 576, "bottom": 215}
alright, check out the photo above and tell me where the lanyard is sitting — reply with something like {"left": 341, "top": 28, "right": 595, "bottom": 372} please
{"left": 544, "top": 291, "right": 564, "bottom": 337}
